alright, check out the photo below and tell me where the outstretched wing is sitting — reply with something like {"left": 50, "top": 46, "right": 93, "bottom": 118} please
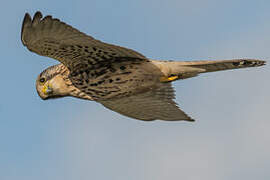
{"left": 21, "top": 11, "right": 147, "bottom": 72}
{"left": 100, "top": 83, "right": 194, "bottom": 121}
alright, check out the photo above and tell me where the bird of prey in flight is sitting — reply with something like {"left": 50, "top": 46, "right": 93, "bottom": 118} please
{"left": 21, "top": 11, "right": 265, "bottom": 121}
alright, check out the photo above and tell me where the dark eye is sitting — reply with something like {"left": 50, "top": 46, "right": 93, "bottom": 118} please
{"left": 40, "top": 77, "right": 46, "bottom": 83}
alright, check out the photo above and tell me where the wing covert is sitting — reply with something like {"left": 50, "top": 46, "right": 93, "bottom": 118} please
{"left": 21, "top": 11, "right": 147, "bottom": 72}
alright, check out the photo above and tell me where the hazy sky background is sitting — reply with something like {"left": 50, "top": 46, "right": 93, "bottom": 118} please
{"left": 1, "top": 0, "right": 270, "bottom": 180}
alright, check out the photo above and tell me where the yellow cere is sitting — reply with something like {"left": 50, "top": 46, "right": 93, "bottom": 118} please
{"left": 42, "top": 85, "right": 48, "bottom": 94}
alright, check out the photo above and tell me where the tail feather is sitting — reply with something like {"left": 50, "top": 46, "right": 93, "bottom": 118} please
{"left": 151, "top": 59, "right": 266, "bottom": 81}
{"left": 180, "top": 59, "right": 266, "bottom": 73}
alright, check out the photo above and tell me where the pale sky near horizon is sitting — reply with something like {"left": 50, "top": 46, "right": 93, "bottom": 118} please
{"left": 1, "top": 0, "right": 270, "bottom": 180}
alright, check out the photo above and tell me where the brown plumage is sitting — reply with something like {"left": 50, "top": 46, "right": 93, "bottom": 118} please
{"left": 22, "top": 11, "right": 266, "bottom": 121}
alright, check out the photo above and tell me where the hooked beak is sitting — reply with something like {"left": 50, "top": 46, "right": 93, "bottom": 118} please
{"left": 42, "top": 84, "right": 53, "bottom": 95}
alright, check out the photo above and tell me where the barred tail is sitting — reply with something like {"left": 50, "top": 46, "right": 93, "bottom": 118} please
{"left": 178, "top": 59, "right": 266, "bottom": 73}
{"left": 151, "top": 59, "right": 266, "bottom": 82}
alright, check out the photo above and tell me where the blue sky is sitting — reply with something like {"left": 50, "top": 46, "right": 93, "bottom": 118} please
{"left": 1, "top": 0, "right": 270, "bottom": 180}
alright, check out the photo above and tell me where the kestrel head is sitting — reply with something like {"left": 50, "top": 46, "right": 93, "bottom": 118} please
{"left": 36, "top": 64, "right": 71, "bottom": 100}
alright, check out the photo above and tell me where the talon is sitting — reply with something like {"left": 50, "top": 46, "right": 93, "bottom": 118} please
{"left": 160, "top": 75, "right": 179, "bottom": 82}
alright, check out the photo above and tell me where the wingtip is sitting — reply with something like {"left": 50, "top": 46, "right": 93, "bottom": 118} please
{"left": 22, "top": 12, "right": 32, "bottom": 26}
{"left": 24, "top": 12, "right": 31, "bottom": 20}
{"left": 182, "top": 112, "right": 195, "bottom": 122}
{"left": 21, "top": 11, "right": 45, "bottom": 45}
{"left": 183, "top": 117, "right": 195, "bottom": 122}
{"left": 32, "top": 11, "right": 43, "bottom": 25}
{"left": 21, "top": 12, "right": 32, "bottom": 45}
{"left": 33, "top": 11, "right": 43, "bottom": 21}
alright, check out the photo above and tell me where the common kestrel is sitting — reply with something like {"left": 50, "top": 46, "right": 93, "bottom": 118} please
{"left": 21, "top": 11, "right": 265, "bottom": 121}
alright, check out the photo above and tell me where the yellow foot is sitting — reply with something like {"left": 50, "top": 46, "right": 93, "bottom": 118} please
{"left": 160, "top": 75, "right": 179, "bottom": 82}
